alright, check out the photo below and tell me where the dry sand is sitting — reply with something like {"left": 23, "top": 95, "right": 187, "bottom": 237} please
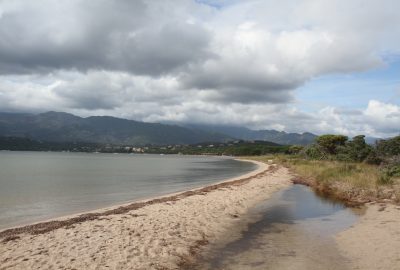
{"left": 336, "top": 202, "right": 400, "bottom": 270}
{"left": 0, "top": 160, "right": 293, "bottom": 270}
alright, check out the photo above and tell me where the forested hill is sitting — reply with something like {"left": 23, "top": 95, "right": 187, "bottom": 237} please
{"left": 0, "top": 112, "right": 231, "bottom": 145}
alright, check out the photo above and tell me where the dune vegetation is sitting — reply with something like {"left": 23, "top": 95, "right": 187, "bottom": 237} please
{"left": 245, "top": 135, "right": 400, "bottom": 205}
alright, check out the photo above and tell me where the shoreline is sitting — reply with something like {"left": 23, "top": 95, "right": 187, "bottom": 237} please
{"left": 289, "top": 166, "right": 400, "bottom": 269}
{"left": 2, "top": 158, "right": 399, "bottom": 269}
{"left": 0, "top": 159, "right": 294, "bottom": 269}
{"left": 0, "top": 157, "right": 259, "bottom": 233}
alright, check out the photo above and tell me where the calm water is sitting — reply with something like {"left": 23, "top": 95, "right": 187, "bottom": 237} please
{"left": 196, "top": 185, "right": 360, "bottom": 270}
{"left": 0, "top": 151, "right": 256, "bottom": 230}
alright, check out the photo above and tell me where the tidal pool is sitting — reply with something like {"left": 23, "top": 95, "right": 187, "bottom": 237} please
{"left": 195, "top": 184, "right": 361, "bottom": 270}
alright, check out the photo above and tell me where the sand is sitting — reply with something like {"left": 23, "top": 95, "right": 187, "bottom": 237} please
{"left": 0, "top": 160, "right": 293, "bottom": 270}
{"left": 336, "top": 202, "right": 400, "bottom": 270}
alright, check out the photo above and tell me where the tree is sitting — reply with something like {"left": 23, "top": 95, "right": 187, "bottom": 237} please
{"left": 338, "top": 135, "right": 371, "bottom": 162}
{"left": 302, "top": 144, "right": 327, "bottom": 160}
{"left": 316, "top": 134, "right": 348, "bottom": 155}
{"left": 288, "top": 145, "right": 304, "bottom": 154}
{"left": 376, "top": 136, "right": 400, "bottom": 156}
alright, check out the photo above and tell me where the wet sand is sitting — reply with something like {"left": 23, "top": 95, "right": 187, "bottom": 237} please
{"left": 336, "top": 202, "right": 400, "bottom": 270}
{"left": 192, "top": 185, "right": 359, "bottom": 270}
{"left": 0, "top": 160, "right": 293, "bottom": 270}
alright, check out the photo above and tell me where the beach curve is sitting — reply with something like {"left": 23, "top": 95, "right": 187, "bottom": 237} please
{"left": 0, "top": 159, "right": 293, "bottom": 270}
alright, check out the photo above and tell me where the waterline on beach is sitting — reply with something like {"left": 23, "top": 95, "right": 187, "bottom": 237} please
{"left": 0, "top": 162, "right": 294, "bottom": 270}
{"left": 0, "top": 152, "right": 256, "bottom": 230}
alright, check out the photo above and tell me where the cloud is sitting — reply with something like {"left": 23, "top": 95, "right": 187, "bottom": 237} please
{"left": 0, "top": 0, "right": 212, "bottom": 76}
{"left": 181, "top": 0, "right": 395, "bottom": 102}
{"left": 301, "top": 101, "right": 400, "bottom": 137}
{"left": 1, "top": 71, "right": 399, "bottom": 137}
{"left": 363, "top": 100, "right": 400, "bottom": 136}
{"left": 0, "top": 0, "right": 399, "bottom": 137}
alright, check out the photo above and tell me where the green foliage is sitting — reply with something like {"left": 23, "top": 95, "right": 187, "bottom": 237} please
{"left": 301, "top": 144, "right": 327, "bottom": 160}
{"left": 303, "top": 134, "right": 398, "bottom": 165}
{"left": 287, "top": 145, "right": 304, "bottom": 154}
{"left": 376, "top": 136, "right": 400, "bottom": 156}
{"left": 177, "top": 142, "right": 290, "bottom": 156}
{"left": 377, "top": 156, "right": 400, "bottom": 185}
{"left": 297, "top": 133, "right": 400, "bottom": 188}
{"left": 0, "top": 136, "right": 102, "bottom": 152}
{"left": 385, "top": 166, "right": 400, "bottom": 177}
{"left": 337, "top": 135, "right": 372, "bottom": 162}
{"left": 316, "top": 134, "right": 348, "bottom": 155}
{"left": 364, "top": 149, "right": 383, "bottom": 165}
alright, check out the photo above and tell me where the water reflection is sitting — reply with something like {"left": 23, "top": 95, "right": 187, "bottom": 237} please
{"left": 196, "top": 185, "right": 360, "bottom": 270}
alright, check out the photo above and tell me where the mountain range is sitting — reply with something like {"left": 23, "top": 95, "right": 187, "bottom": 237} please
{"left": 0, "top": 111, "right": 318, "bottom": 145}
{"left": 184, "top": 124, "right": 317, "bottom": 145}
{"left": 0, "top": 112, "right": 230, "bottom": 145}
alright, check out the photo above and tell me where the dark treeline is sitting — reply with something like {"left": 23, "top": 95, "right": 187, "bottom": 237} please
{"left": 0, "top": 136, "right": 290, "bottom": 155}
{"left": 163, "top": 141, "right": 290, "bottom": 156}
{"left": 0, "top": 136, "right": 103, "bottom": 152}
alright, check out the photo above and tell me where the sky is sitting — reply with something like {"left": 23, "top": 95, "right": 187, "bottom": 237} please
{"left": 0, "top": 0, "right": 399, "bottom": 138}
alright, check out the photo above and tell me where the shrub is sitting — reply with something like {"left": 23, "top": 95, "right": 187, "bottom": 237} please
{"left": 316, "top": 134, "right": 348, "bottom": 155}
{"left": 376, "top": 136, "right": 400, "bottom": 156}
{"left": 301, "top": 144, "right": 327, "bottom": 160}
{"left": 287, "top": 145, "right": 304, "bottom": 154}
{"left": 337, "top": 135, "right": 372, "bottom": 162}
{"left": 364, "top": 150, "right": 383, "bottom": 165}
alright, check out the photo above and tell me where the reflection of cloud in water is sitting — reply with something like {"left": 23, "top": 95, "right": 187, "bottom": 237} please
{"left": 195, "top": 185, "right": 358, "bottom": 270}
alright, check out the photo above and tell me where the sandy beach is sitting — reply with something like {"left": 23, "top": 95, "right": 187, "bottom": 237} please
{"left": 2, "top": 159, "right": 399, "bottom": 270}
{"left": 336, "top": 202, "right": 400, "bottom": 270}
{"left": 0, "top": 160, "right": 293, "bottom": 270}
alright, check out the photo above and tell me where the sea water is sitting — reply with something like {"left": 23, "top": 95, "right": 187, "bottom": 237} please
{"left": 0, "top": 151, "right": 256, "bottom": 230}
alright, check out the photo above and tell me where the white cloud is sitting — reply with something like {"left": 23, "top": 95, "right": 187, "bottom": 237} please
{"left": 0, "top": 0, "right": 399, "bottom": 137}
{"left": 299, "top": 101, "right": 400, "bottom": 137}
{"left": 363, "top": 100, "right": 400, "bottom": 136}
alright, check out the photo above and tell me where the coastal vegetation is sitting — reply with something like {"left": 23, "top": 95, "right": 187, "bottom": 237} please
{"left": 148, "top": 141, "right": 290, "bottom": 156}
{"left": 247, "top": 134, "right": 400, "bottom": 205}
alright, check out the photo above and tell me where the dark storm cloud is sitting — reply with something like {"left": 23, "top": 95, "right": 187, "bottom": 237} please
{"left": 0, "top": 0, "right": 296, "bottom": 106}
{"left": 182, "top": 67, "right": 303, "bottom": 103}
{"left": 109, "top": 22, "right": 212, "bottom": 76}
{"left": 0, "top": 0, "right": 212, "bottom": 76}
{"left": 202, "top": 87, "right": 294, "bottom": 104}
{"left": 53, "top": 80, "right": 124, "bottom": 110}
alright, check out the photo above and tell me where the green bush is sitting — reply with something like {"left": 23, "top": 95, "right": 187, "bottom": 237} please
{"left": 316, "top": 134, "right": 348, "bottom": 155}
{"left": 376, "top": 136, "right": 400, "bottom": 156}
{"left": 364, "top": 150, "right": 383, "bottom": 165}
{"left": 287, "top": 145, "right": 304, "bottom": 154}
{"left": 337, "top": 135, "right": 372, "bottom": 162}
{"left": 302, "top": 144, "right": 327, "bottom": 160}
